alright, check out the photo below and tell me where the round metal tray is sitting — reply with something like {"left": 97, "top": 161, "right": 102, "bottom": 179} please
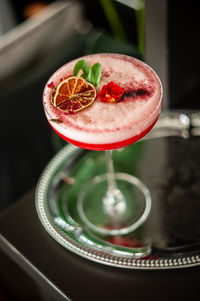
{"left": 35, "top": 111, "right": 200, "bottom": 269}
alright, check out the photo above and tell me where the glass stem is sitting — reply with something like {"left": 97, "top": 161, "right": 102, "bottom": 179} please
{"left": 103, "top": 150, "right": 126, "bottom": 217}
{"left": 105, "top": 150, "right": 117, "bottom": 192}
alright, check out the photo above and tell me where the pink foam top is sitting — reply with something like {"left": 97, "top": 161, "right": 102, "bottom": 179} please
{"left": 43, "top": 53, "right": 162, "bottom": 146}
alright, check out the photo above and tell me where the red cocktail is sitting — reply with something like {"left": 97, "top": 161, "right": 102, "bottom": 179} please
{"left": 43, "top": 53, "right": 162, "bottom": 151}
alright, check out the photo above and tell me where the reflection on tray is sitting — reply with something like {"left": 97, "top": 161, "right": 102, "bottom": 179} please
{"left": 140, "top": 113, "right": 200, "bottom": 260}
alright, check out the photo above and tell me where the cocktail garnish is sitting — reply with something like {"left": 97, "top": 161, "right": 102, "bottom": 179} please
{"left": 99, "top": 81, "right": 124, "bottom": 103}
{"left": 51, "top": 76, "right": 96, "bottom": 114}
{"left": 73, "top": 59, "right": 101, "bottom": 87}
{"left": 47, "top": 82, "right": 55, "bottom": 88}
{"left": 49, "top": 118, "right": 62, "bottom": 123}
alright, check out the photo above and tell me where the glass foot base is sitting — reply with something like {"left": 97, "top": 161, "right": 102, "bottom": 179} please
{"left": 77, "top": 173, "right": 152, "bottom": 236}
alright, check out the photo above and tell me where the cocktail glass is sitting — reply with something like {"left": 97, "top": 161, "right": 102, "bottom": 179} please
{"left": 42, "top": 53, "right": 162, "bottom": 258}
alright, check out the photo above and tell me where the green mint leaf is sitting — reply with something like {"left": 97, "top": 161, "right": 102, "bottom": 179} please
{"left": 87, "top": 68, "right": 95, "bottom": 85}
{"left": 91, "top": 63, "right": 101, "bottom": 86}
{"left": 73, "top": 59, "right": 102, "bottom": 86}
{"left": 73, "top": 59, "right": 90, "bottom": 78}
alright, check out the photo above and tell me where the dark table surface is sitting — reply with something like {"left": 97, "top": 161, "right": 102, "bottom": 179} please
{"left": 0, "top": 183, "right": 200, "bottom": 301}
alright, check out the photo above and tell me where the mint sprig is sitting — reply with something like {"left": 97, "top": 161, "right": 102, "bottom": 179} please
{"left": 73, "top": 59, "right": 90, "bottom": 79}
{"left": 73, "top": 59, "right": 101, "bottom": 87}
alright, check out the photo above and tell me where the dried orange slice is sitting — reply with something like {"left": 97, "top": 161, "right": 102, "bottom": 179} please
{"left": 51, "top": 76, "right": 96, "bottom": 113}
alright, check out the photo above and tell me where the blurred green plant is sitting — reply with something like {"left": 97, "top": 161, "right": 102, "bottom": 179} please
{"left": 83, "top": 30, "right": 141, "bottom": 58}
{"left": 135, "top": 3, "right": 145, "bottom": 54}
{"left": 99, "top": 0, "right": 128, "bottom": 42}
{"left": 99, "top": 0, "right": 145, "bottom": 55}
